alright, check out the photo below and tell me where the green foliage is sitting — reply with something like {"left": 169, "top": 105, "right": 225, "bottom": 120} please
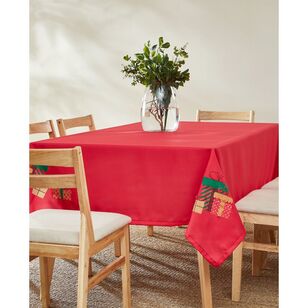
{"left": 121, "top": 37, "right": 190, "bottom": 90}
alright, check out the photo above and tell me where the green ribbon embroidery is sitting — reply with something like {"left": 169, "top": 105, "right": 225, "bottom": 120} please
{"left": 33, "top": 165, "right": 48, "bottom": 172}
{"left": 202, "top": 177, "right": 228, "bottom": 193}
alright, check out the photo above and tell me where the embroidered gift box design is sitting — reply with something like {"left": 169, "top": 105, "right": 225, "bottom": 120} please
{"left": 193, "top": 176, "right": 228, "bottom": 214}
{"left": 210, "top": 192, "right": 233, "bottom": 219}
{"left": 31, "top": 165, "right": 48, "bottom": 199}
{"left": 52, "top": 188, "right": 72, "bottom": 201}
{"left": 193, "top": 199, "right": 205, "bottom": 214}
{"left": 32, "top": 187, "right": 48, "bottom": 199}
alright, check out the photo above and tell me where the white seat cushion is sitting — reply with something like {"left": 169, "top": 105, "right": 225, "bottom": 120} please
{"left": 236, "top": 189, "right": 278, "bottom": 215}
{"left": 30, "top": 209, "right": 132, "bottom": 245}
{"left": 261, "top": 177, "right": 279, "bottom": 190}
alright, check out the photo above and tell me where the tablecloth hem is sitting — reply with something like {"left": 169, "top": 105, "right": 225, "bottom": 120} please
{"left": 129, "top": 219, "right": 190, "bottom": 226}
{"left": 185, "top": 231, "right": 246, "bottom": 267}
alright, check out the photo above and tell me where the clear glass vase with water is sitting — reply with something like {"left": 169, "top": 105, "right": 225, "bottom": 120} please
{"left": 141, "top": 85, "right": 179, "bottom": 132}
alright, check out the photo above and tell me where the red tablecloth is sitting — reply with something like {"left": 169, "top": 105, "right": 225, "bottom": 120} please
{"left": 30, "top": 121, "right": 278, "bottom": 266}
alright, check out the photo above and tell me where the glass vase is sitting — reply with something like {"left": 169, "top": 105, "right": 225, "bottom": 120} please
{"left": 141, "top": 85, "right": 179, "bottom": 132}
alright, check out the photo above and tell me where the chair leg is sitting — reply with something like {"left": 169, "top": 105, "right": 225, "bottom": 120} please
{"left": 39, "top": 257, "right": 51, "bottom": 308}
{"left": 47, "top": 258, "right": 55, "bottom": 288}
{"left": 128, "top": 225, "right": 131, "bottom": 250}
{"left": 88, "top": 258, "right": 93, "bottom": 277}
{"left": 39, "top": 257, "right": 54, "bottom": 305}
{"left": 147, "top": 226, "right": 154, "bottom": 236}
{"left": 116, "top": 226, "right": 132, "bottom": 257}
{"left": 262, "top": 230, "right": 273, "bottom": 268}
{"left": 197, "top": 251, "right": 213, "bottom": 308}
{"left": 252, "top": 224, "right": 269, "bottom": 276}
{"left": 115, "top": 239, "right": 121, "bottom": 257}
{"left": 269, "top": 229, "right": 277, "bottom": 244}
{"left": 232, "top": 242, "right": 243, "bottom": 302}
{"left": 121, "top": 226, "right": 132, "bottom": 308}
{"left": 77, "top": 216, "right": 89, "bottom": 308}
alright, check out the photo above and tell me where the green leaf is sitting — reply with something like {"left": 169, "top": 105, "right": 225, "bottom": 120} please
{"left": 159, "top": 37, "right": 164, "bottom": 46}
{"left": 162, "top": 42, "right": 170, "bottom": 48}
{"left": 143, "top": 45, "right": 150, "bottom": 57}
{"left": 156, "top": 53, "right": 162, "bottom": 63}
{"left": 135, "top": 53, "right": 144, "bottom": 60}
{"left": 123, "top": 55, "right": 130, "bottom": 61}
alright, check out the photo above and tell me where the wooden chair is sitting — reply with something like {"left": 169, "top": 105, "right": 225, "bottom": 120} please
{"left": 196, "top": 110, "right": 255, "bottom": 122}
{"left": 57, "top": 114, "right": 96, "bottom": 136}
{"left": 57, "top": 114, "right": 123, "bottom": 257}
{"left": 29, "top": 121, "right": 56, "bottom": 275}
{"left": 30, "top": 147, "right": 131, "bottom": 307}
{"left": 232, "top": 178, "right": 279, "bottom": 302}
{"left": 29, "top": 120, "right": 56, "bottom": 138}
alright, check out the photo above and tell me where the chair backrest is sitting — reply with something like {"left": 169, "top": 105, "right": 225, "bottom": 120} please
{"left": 29, "top": 147, "right": 95, "bottom": 244}
{"left": 196, "top": 110, "right": 255, "bottom": 123}
{"left": 29, "top": 120, "right": 56, "bottom": 138}
{"left": 57, "top": 114, "right": 96, "bottom": 136}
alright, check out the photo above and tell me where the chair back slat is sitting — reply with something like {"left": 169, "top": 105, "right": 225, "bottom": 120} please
{"left": 30, "top": 149, "right": 74, "bottom": 167}
{"left": 29, "top": 120, "right": 56, "bottom": 138}
{"left": 57, "top": 114, "right": 96, "bottom": 136}
{"left": 30, "top": 174, "right": 76, "bottom": 189}
{"left": 197, "top": 110, "right": 255, "bottom": 122}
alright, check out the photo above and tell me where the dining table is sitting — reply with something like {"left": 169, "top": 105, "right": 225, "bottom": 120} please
{"left": 30, "top": 121, "right": 278, "bottom": 307}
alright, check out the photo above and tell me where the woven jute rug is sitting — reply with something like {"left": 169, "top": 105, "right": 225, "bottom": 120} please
{"left": 29, "top": 226, "right": 278, "bottom": 307}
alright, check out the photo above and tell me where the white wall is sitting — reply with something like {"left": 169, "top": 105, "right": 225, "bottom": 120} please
{"left": 30, "top": 0, "right": 278, "bottom": 132}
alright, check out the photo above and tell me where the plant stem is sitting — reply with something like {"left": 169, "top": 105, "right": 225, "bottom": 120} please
{"left": 163, "top": 108, "right": 169, "bottom": 131}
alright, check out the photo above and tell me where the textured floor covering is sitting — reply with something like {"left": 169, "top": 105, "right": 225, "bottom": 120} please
{"left": 29, "top": 226, "right": 278, "bottom": 307}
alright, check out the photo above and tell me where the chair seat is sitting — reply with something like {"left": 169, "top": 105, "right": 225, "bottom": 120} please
{"left": 236, "top": 189, "right": 278, "bottom": 215}
{"left": 30, "top": 209, "right": 132, "bottom": 245}
{"left": 261, "top": 177, "right": 279, "bottom": 190}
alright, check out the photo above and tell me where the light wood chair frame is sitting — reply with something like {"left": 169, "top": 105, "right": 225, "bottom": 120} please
{"left": 57, "top": 114, "right": 96, "bottom": 136}
{"left": 29, "top": 120, "right": 57, "bottom": 295}
{"left": 196, "top": 110, "right": 255, "bottom": 123}
{"left": 29, "top": 120, "right": 57, "bottom": 138}
{"left": 30, "top": 147, "right": 131, "bottom": 308}
{"left": 56, "top": 114, "right": 122, "bottom": 258}
{"left": 232, "top": 211, "right": 278, "bottom": 302}
{"left": 198, "top": 252, "right": 213, "bottom": 308}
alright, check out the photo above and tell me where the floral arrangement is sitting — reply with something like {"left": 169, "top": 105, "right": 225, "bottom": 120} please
{"left": 122, "top": 37, "right": 190, "bottom": 131}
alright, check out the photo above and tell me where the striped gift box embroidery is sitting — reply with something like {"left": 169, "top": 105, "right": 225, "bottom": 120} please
{"left": 193, "top": 176, "right": 231, "bottom": 218}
